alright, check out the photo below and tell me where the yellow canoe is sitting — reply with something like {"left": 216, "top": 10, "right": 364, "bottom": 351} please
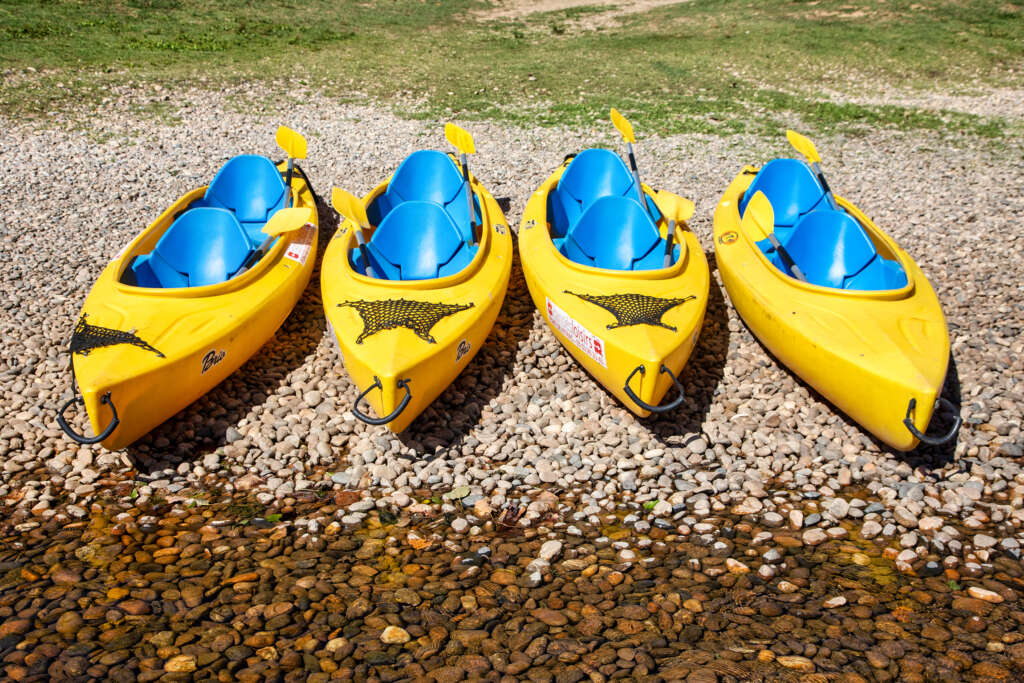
{"left": 713, "top": 162, "right": 958, "bottom": 451}
{"left": 519, "top": 150, "right": 710, "bottom": 415}
{"left": 58, "top": 128, "right": 318, "bottom": 450}
{"left": 322, "top": 136, "right": 512, "bottom": 432}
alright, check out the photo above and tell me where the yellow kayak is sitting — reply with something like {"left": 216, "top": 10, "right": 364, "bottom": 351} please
{"left": 518, "top": 116, "right": 709, "bottom": 416}
{"left": 57, "top": 127, "right": 318, "bottom": 450}
{"left": 712, "top": 131, "right": 959, "bottom": 451}
{"left": 322, "top": 125, "right": 512, "bottom": 432}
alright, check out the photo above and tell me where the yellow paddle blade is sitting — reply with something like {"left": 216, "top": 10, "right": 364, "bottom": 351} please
{"left": 331, "top": 187, "right": 369, "bottom": 228}
{"left": 276, "top": 125, "right": 308, "bottom": 160}
{"left": 655, "top": 189, "right": 695, "bottom": 224}
{"left": 444, "top": 123, "right": 476, "bottom": 155}
{"left": 741, "top": 191, "right": 775, "bottom": 241}
{"left": 262, "top": 207, "right": 314, "bottom": 236}
{"left": 786, "top": 129, "right": 820, "bottom": 164}
{"left": 610, "top": 108, "right": 635, "bottom": 144}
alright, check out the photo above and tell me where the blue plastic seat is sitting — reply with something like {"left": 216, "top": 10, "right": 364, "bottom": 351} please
{"left": 739, "top": 159, "right": 825, "bottom": 227}
{"left": 784, "top": 210, "right": 879, "bottom": 288}
{"left": 549, "top": 149, "right": 661, "bottom": 236}
{"left": 387, "top": 150, "right": 465, "bottom": 205}
{"left": 201, "top": 155, "right": 286, "bottom": 244}
{"left": 363, "top": 201, "right": 473, "bottom": 280}
{"left": 131, "top": 208, "right": 252, "bottom": 288}
{"left": 368, "top": 150, "right": 479, "bottom": 243}
{"left": 559, "top": 196, "right": 667, "bottom": 271}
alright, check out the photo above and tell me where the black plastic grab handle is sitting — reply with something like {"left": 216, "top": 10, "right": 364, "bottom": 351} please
{"left": 904, "top": 396, "right": 962, "bottom": 446}
{"left": 57, "top": 391, "right": 119, "bottom": 445}
{"left": 352, "top": 376, "right": 412, "bottom": 426}
{"left": 623, "top": 364, "right": 686, "bottom": 413}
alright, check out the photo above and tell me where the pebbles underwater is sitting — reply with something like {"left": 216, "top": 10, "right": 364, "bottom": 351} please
{"left": 1, "top": 86, "right": 1023, "bottom": 680}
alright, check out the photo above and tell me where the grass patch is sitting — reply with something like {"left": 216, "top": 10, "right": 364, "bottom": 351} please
{"left": 1, "top": 0, "right": 1021, "bottom": 137}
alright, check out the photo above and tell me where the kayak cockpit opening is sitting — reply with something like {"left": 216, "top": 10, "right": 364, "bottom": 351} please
{"left": 546, "top": 148, "right": 676, "bottom": 271}
{"left": 349, "top": 150, "right": 482, "bottom": 281}
{"left": 120, "top": 155, "right": 288, "bottom": 288}
{"left": 739, "top": 159, "right": 908, "bottom": 291}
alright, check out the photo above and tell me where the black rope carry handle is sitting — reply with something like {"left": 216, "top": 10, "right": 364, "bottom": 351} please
{"left": 623, "top": 364, "right": 686, "bottom": 413}
{"left": 57, "top": 389, "right": 119, "bottom": 445}
{"left": 352, "top": 376, "right": 412, "bottom": 426}
{"left": 904, "top": 397, "right": 962, "bottom": 446}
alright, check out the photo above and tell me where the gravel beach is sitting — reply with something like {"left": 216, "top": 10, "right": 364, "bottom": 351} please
{"left": 1, "top": 86, "right": 1023, "bottom": 680}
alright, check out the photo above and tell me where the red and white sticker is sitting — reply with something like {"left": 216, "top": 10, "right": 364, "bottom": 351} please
{"left": 546, "top": 297, "right": 607, "bottom": 368}
{"left": 284, "top": 223, "right": 316, "bottom": 265}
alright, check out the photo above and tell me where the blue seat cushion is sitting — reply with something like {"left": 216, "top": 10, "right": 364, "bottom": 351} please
{"left": 129, "top": 252, "right": 185, "bottom": 288}
{"left": 559, "top": 196, "right": 663, "bottom": 271}
{"left": 783, "top": 209, "right": 879, "bottom": 288}
{"left": 379, "top": 150, "right": 479, "bottom": 243}
{"left": 843, "top": 253, "right": 908, "bottom": 290}
{"left": 132, "top": 207, "right": 252, "bottom": 288}
{"left": 739, "top": 158, "right": 825, "bottom": 227}
{"left": 546, "top": 189, "right": 574, "bottom": 239}
{"left": 364, "top": 201, "right": 475, "bottom": 280}
{"left": 203, "top": 155, "right": 286, "bottom": 244}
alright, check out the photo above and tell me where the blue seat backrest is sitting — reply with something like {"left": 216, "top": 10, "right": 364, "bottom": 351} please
{"left": 367, "top": 201, "right": 470, "bottom": 280}
{"left": 785, "top": 210, "right": 878, "bottom": 288}
{"left": 151, "top": 208, "right": 252, "bottom": 287}
{"left": 550, "top": 149, "right": 662, "bottom": 236}
{"left": 558, "top": 149, "right": 637, "bottom": 208}
{"left": 739, "top": 158, "right": 825, "bottom": 227}
{"left": 563, "top": 196, "right": 661, "bottom": 271}
{"left": 386, "top": 150, "right": 465, "bottom": 206}
{"left": 381, "top": 150, "right": 477, "bottom": 242}
{"left": 204, "top": 155, "right": 286, "bottom": 228}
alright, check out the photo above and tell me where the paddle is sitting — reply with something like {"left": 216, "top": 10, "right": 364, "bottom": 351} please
{"left": 276, "top": 126, "right": 308, "bottom": 208}
{"left": 654, "top": 189, "right": 695, "bottom": 267}
{"left": 444, "top": 123, "right": 479, "bottom": 246}
{"left": 331, "top": 187, "right": 377, "bottom": 278}
{"left": 742, "top": 191, "right": 808, "bottom": 282}
{"left": 786, "top": 129, "right": 839, "bottom": 211}
{"left": 610, "top": 108, "right": 651, "bottom": 217}
{"left": 238, "top": 206, "right": 314, "bottom": 272}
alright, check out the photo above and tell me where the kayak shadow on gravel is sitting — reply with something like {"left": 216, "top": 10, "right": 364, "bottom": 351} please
{"left": 738, "top": 311, "right": 964, "bottom": 470}
{"left": 645, "top": 251, "right": 731, "bottom": 444}
{"left": 394, "top": 243, "right": 535, "bottom": 459}
{"left": 122, "top": 200, "right": 338, "bottom": 473}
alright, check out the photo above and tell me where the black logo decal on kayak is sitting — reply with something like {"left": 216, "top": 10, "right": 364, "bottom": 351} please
{"left": 494, "top": 223, "right": 506, "bottom": 235}
{"left": 522, "top": 219, "right": 538, "bottom": 231}
{"left": 202, "top": 349, "right": 226, "bottom": 374}
{"left": 456, "top": 339, "right": 471, "bottom": 361}
{"left": 565, "top": 292, "right": 696, "bottom": 332}
{"left": 338, "top": 299, "right": 474, "bottom": 345}
{"left": 69, "top": 313, "right": 164, "bottom": 358}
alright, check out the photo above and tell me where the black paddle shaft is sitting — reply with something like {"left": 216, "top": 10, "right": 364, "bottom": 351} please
{"left": 459, "top": 154, "right": 478, "bottom": 244}
{"left": 284, "top": 159, "right": 295, "bottom": 208}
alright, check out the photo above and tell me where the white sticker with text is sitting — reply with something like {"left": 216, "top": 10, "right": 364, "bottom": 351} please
{"left": 546, "top": 297, "right": 607, "bottom": 368}
{"left": 284, "top": 224, "right": 316, "bottom": 265}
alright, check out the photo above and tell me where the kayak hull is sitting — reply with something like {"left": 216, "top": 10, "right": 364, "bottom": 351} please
{"left": 68, "top": 166, "right": 318, "bottom": 450}
{"left": 321, "top": 161, "right": 513, "bottom": 433}
{"left": 519, "top": 159, "right": 710, "bottom": 416}
{"left": 713, "top": 165, "right": 951, "bottom": 451}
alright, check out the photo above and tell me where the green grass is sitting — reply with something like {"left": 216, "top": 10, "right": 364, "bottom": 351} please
{"left": 1, "top": 0, "right": 1021, "bottom": 137}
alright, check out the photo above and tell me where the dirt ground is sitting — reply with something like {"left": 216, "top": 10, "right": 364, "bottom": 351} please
{"left": 474, "top": 0, "right": 691, "bottom": 27}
